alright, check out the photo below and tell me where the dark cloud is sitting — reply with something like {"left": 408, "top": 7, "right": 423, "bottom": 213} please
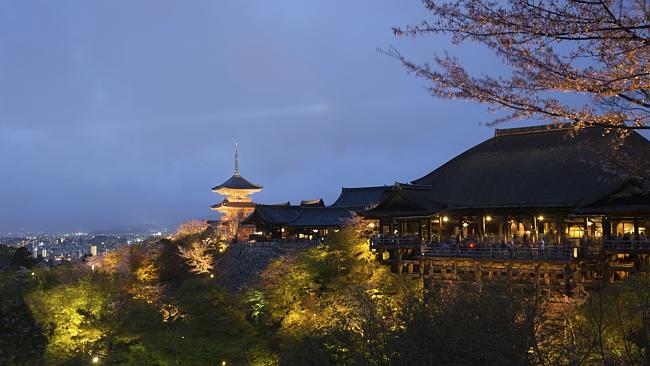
{"left": 0, "top": 1, "right": 523, "bottom": 233}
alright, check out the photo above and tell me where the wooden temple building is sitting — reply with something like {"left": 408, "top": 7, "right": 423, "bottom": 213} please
{"left": 362, "top": 125, "right": 650, "bottom": 292}
{"left": 242, "top": 187, "right": 391, "bottom": 240}
{"left": 239, "top": 124, "right": 650, "bottom": 292}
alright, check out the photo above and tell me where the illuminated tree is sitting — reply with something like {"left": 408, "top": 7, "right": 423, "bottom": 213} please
{"left": 218, "top": 208, "right": 249, "bottom": 244}
{"left": 391, "top": 0, "right": 650, "bottom": 132}
{"left": 172, "top": 219, "right": 209, "bottom": 240}
{"left": 25, "top": 278, "right": 120, "bottom": 363}
{"left": 178, "top": 241, "right": 214, "bottom": 275}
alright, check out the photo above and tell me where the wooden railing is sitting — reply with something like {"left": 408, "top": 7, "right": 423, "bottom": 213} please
{"left": 242, "top": 239, "right": 320, "bottom": 249}
{"left": 421, "top": 246, "right": 574, "bottom": 261}
{"left": 370, "top": 236, "right": 421, "bottom": 249}
{"left": 603, "top": 239, "right": 650, "bottom": 251}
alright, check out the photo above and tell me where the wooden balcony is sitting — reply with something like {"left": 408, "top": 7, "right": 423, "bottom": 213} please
{"left": 370, "top": 236, "right": 422, "bottom": 250}
{"left": 603, "top": 239, "right": 650, "bottom": 252}
{"left": 421, "top": 245, "right": 575, "bottom": 262}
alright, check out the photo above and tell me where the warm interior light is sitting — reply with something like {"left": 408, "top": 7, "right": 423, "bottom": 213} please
{"left": 281, "top": 228, "right": 285, "bottom": 233}
{"left": 442, "top": 216, "right": 449, "bottom": 223}
{"left": 462, "top": 222, "right": 469, "bottom": 228}
{"left": 537, "top": 215, "right": 544, "bottom": 221}
{"left": 92, "top": 356, "right": 99, "bottom": 364}
{"left": 485, "top": 216, "right": 492, "bottom": 222}
{"left": 368, "top": 222, "right": 375, "bottom": 228}
{"left": 312, "top": 229, "right": 319, "bottom": 233}
{"left": 587, "top": 221, "right": 593, "bottom": 226}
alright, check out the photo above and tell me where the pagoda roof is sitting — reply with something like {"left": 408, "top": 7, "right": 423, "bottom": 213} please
{"left": 411, "top": 125, "right": 650, "bottom": 210}
{"left": 212, "top": 174, "right": 262, "bottom": 191}
{"left": 210, "top": 200, "right": 257, "bottom": 210}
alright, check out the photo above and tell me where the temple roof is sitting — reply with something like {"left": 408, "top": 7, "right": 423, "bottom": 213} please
{"left": 301, "top": 199, "right": 325, "bottom": 207}
{"left": 212, "top": 174, "right": 263, "bottom": 191}
{"left": 575, "top": 180, "right": 650, "bottom": 215}
{"left": 242, "top": 204, "right": 354, "bottom": 228}
{"left": 243, "top": 204, "right": 303, "bottom": 226}
{"left": 411, "top": 125, "right": 650, "bottom": 210}
{"left": 289, "top": 207, "right": 355, "bottom": 227}
{"left": 210, "top": 200, "right": 257, "bottom": 210}
{"left": 362, "top": 183, "right": 445, "bottom": 218}
{"left": 330, "top": 186, "right": 391, "bottom": 209}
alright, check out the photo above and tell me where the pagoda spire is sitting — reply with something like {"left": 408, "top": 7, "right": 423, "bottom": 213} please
{"left": 234, "top": 142, "right": 239, "bottom": 176}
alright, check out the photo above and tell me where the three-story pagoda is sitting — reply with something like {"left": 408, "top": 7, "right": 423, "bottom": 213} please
{"left": 211, "top": 143, "right": 262, "bottom": 221}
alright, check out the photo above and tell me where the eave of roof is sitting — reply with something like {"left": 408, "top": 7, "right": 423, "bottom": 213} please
{"left": 212, "top": 174, "right": 263, "bottom": 191}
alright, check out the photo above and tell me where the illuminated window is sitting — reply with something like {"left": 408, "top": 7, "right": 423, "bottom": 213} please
{"left": 616, "top": 222, "right": 637, "bottom": 235}
{"left": 568, "top": 226, "right": 584, "bottom": 238}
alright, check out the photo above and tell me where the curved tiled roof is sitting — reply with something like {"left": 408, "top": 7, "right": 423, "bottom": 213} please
{"left": 212, "top": 174, "right": 262, "bottom": 191}
{"left": 244, "top": 205, "right": 303, "bottom": 225}
{"left": 330, "top": 186, "right": 391, "bottom": 209}
{"left": 242, "top": 204, "right": 355, "bottom": 228}
{"left": 301, "top": 199, "right": 325, "bottom": 207}
{"left": 362, "top": 183, "right": 445, "bottom": 218}
{"left": 289, "top": 207, "right": 355, "bottom": 227}
{"left": 210, "top": 200, "right": 256, "bottom": 209}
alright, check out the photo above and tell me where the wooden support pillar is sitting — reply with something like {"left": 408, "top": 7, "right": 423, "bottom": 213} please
{"left": 634, "top": 217, "right": 640, "bottom": 239}
{"left": 498, "top": 218, "right": 504, "bottom": 242}
{"left": 507, "top": 263, "right": 513, "bottom": 285}
{"left": 397, "top": 250, "right": 403, "bottom": 274}
{"left": 481, "top": 216, "right": 486, "bottom": 238}
{"left": 437, "top": 216, "right": 442, "bottom": 243}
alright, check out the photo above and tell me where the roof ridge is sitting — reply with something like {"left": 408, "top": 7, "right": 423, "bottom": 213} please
{"left": 494, "top": 123, "right": 577, "bottom": 137}
{"left": 341, "top": 185, "right": 388, "bottom": 191}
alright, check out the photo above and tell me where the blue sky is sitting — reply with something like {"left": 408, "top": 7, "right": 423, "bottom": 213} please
{"left": 0, "top": 1, "right": 565, "bottom": 233}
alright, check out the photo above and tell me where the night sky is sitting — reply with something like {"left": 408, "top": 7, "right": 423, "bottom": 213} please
{"left": 0, "top": 1, "right": 582, "bottom": 233}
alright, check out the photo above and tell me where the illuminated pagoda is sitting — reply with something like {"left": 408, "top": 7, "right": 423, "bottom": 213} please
{"left": 211, "top": 143, "right": 262, "bottom": 222}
